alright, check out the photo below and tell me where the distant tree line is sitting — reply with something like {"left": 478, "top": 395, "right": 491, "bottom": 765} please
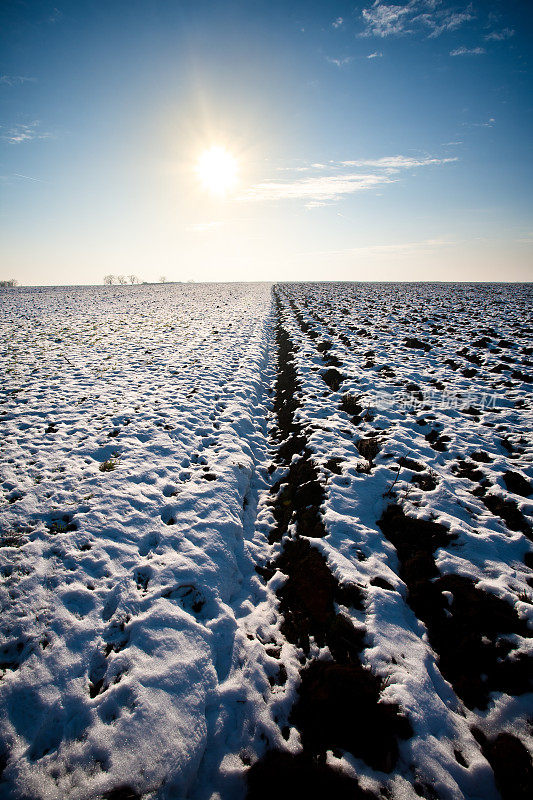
{"left": 103, "top": 275, "right": 168, "bottom": 285}
{"left": 0, "top": 279, "right": 18, "bottom": 287}
{"left": 103, "top": 275, "right": 140, "bottom": 285}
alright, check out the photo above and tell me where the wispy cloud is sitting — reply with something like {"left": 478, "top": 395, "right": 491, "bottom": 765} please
{"left": 242, "top": 154, "right": 457, "bottom": 207}
{"left": 332, "top": 17, "right": 344, "bottom": 29}
{"left": 244, "top": 173, "right": 394, "bottom": 207}
{"left": 0, "top": 171, "right": 48, "bottom": 186}
{"left": 361, "top": 2, "right": 412, "bottom": 37}
{"left": 367, "top": 51, "right": 383, "bottom": 58}
{"left": 326, "top": 56, "right": 353, "bottom": 67}
{"left": 462, "top": 117, "right": 495, "bottom": 128}
{"left": 0, "top": 121, "right": 53, "bottom": 144}
{"left": 360, "top": 1, "right": 475, "bottom": 39}
{"left": 340, "top": 155, "right": 458, "bottom": 171}
{"left": 276, "top": 162, "right": 327, "bottom": 172}
{"left": 485, "top": 27, "right": 514, "bottom": 41}
{"left": 450, "top": 46, "right": 485, "bottom": 56}
{"left": 424, "top": 6, "right": 475, "bottom": 38}
{"left": 48, "top": 7, "right": 63, "bottom": 24}
{"left": 13, "top": 173, "right": 44, "bottom": 182}
{"left": 0, "top": 76, "right": 36, "bottom": 86}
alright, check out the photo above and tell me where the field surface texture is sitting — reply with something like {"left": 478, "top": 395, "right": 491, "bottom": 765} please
{"left": 0, "top": 282, "right": 532, "bottom": 800}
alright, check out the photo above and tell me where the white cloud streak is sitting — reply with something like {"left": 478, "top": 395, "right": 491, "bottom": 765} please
{"left": 13, "top": 173, "right": 44, "bottom": 182}
{"left": 0, "top": 121, "right": 53, "bottom": 144}
{"left": 450, "top": 46, "right": 485, "bottom": 55}
{"left": 485, "top": 28, "right": 514, "bottom": 41}
{"left": 326, "top": 56, "right": 353, "bottom": 67}
{"left": 360, "top": 1, "right": 475, "bottom": 39}
{"left": 462, "top": 117, "right": 495, "bottom": 128}
{"left": 244, "top": 173, "right": 395, "bottom": 206}
{"left": 367, "top": 51, "right": 384, "bottom": 58}
{"left": 424, "top": 6, "right": 475, "bottom": 38}
{"left": 0, "top": 76, "right": 36, "bottom": 86}
{"left": 361, "top": 2, "right": 412, "bottom": 37}
{"left": 340, "top": 155, "right": 458, "bottom": 171}
{"left": 242, "top": 154, "right": 457, "bottom": 207}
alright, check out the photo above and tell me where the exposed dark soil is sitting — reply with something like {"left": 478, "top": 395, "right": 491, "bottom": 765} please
{"left": 324, "top": 457, "right": 343, "bottom": 475}
{"left": 482, "top": 494, "right": 532, "bottom": 539}
{"left": 451, "top": 460, "right": 484, "bottom": 482}
{"left": 340, "top": 392, "right": 363, "bottom": 417}
{"left": 247, "top": 751, "right": 379, "bottom": 800}
{"left": 291, "top": 659, "right": 411, "bottom": 773}
{"left": 378, "top": 504, "right": 532, "bottom": 710}
{"left": 102, "top": 788, "right": 141, "bottom": 800}
{"left": 470, "top": 450, "right": 492, "bottom": 463}
{"left": 248, "top": 291, "right": 412, "bottom": 795}
{"left": 405, "top": 337, "right": 432, "bottom": 352}
{"left": 472, "top": 728, "right": 533, "bottom": 800}
{"left": 398, "top": 457, "right": 425, "bottom": 472}
{"left": 272, "top": 318, "right": 303, "bottom": 454}
{"left": 276, "top": 538, "right": 363, "bottom": 652}
{"left": 321, "top": 367, "right": 347, "bottom": 392}
{"left": 503, "top": 470, "right": 533, "bottom": 498}
{"left": 269, "top": 455, "right": 327, "bottom": 543}
{"left": 425, "top": 429, "right": 449, "bottom": 452}
{"left": 410, "top": 472, "right": 439, "bottom": 491}
{"left": 356, "top": 434, "right": 381, "bottom": 468}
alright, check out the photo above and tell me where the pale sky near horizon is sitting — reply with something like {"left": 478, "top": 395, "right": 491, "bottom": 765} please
{"left": 1, "top": 0, "right": 532, "bottom": 285}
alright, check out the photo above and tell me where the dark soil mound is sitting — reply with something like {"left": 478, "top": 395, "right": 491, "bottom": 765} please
{"left": 503, "top": 470, "right": 533, "bottom": 498}
{"left": 472, "top": 729, "right": 533, "bottom": 800}
{"left": 378, "top": 504, "right": 532, "bottom": 709}
{"left": 291, "top": 660, "right": 411, "bottom": 772}
{"left": 247, "top": 751, "right": 378, "bottom": 800}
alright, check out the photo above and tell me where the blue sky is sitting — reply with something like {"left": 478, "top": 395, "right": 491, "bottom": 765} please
{"left": 1, "top": 0, "right": 532, "bottom": 284}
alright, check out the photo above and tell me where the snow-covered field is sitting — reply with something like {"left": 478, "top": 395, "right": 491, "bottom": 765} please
{"left": 0, "top": 282, "right": 532, "bottom": 800}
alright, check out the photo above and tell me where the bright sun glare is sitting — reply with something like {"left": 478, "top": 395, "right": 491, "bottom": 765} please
{"left": 196, "top": 146, "right": 238, "bottom": 197}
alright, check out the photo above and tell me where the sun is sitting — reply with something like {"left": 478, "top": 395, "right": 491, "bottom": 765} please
{"left": 196, "top": 146, "right": 238, "bottom": 197}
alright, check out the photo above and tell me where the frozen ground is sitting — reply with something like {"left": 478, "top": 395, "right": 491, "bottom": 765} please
{"left": 0, "top": 283, "right": 279, "bottom": 800}
{"left": 0, "top": 282, "right": 532, "bottom": 800}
